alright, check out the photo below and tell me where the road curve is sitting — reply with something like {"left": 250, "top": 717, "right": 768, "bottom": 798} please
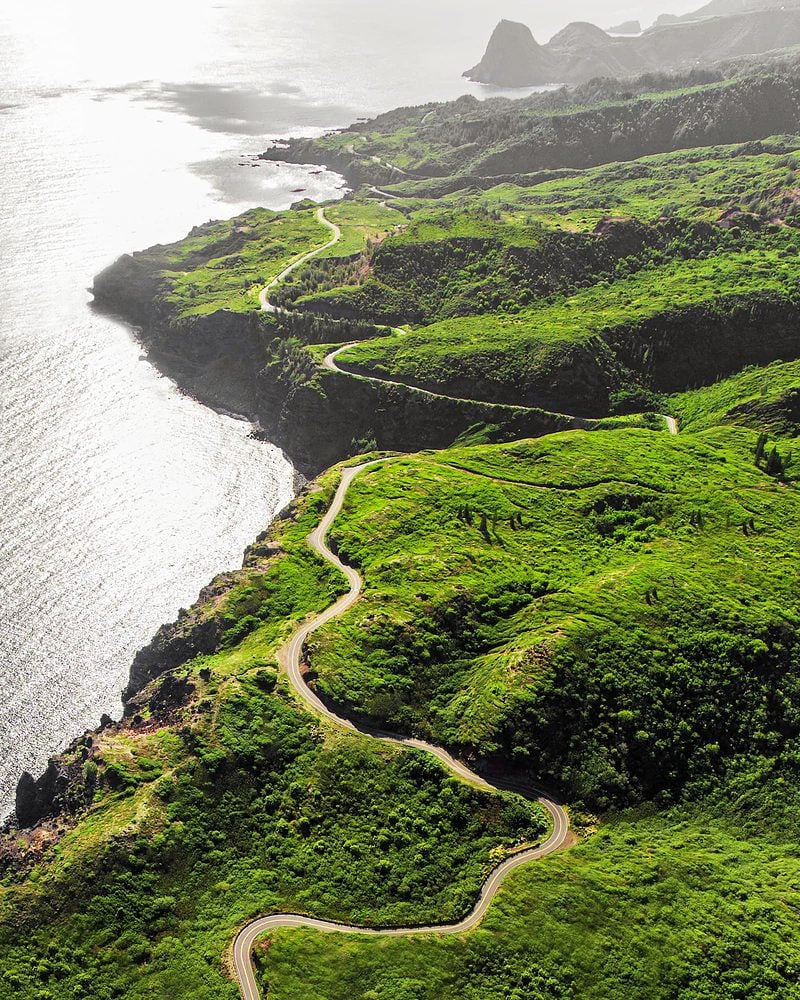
{"left": 261, "top": 207, "right": 679, "bottom": 436}
{"left": 232, "top": 461, "right": 571, "bottom": 1000}
{"left": 259, "top": 206, "right": 341, "bottom": 313}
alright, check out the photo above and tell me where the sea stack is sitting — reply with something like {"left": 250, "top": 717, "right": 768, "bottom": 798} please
{"left": 463, "top": 19, "right": 555, "bottom": 87}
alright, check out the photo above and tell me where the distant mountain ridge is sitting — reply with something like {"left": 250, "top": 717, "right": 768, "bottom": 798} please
{"left": 465, "top": 3, "right": 800, "bottom": 87}
{"left": 656, "top": 0, "right": 797, "bottom": 26}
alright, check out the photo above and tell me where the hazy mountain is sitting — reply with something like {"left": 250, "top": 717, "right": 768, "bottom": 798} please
{"left": 465, "top": 6, "right": 800, "bottom": 86}
{"left": 655, "top": 0, "right": 800, "bottom": 27}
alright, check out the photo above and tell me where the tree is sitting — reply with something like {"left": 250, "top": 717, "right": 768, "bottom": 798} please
{"left": 755, "top": 432, "right": 769, "bottom": 466}
{"left": 766, "top": 446, "right": 785, "bottom": 478}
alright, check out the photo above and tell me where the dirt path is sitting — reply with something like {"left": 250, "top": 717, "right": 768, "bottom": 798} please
{"left": 259, "top": 206, "right": 341, "bottom": 313}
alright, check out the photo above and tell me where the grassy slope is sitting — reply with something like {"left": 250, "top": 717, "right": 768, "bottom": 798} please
{"left": 138, "top": 137, "right": 800, "bottom": 425}
{"left": 308, "top": 428, "right": 800, "bottom": 804}
{"left": 304, "top": 74, "right": 748, "bottom": 175}
{"left": 420, "top": 136, "right": 800, "bottom": 231}
{"left": 0, "top": 476, "right": 546, "bottom": 999}
{"left": 13, "top": 65, "right": 800, "bottom": 1000}
{"left": 258, "top": 766, "right": 800, "bottom": 1000}
{"left": 672, "top": 358, "right": 800, "bottom": 433}
{"left": 267, "top": 139, "right": 800, "bottom": 415}
{"left": 333, "top": 242, "right": 800, "bottom": 404}
{"left": 136, "top": 202, "right": 402, "bottom": 319}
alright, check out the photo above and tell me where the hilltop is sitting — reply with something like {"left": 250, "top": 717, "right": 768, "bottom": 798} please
{"left": 465, "top": 6, "right": 800, "bottom": 86}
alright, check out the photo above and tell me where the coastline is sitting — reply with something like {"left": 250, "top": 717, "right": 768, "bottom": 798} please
{"left": 8, "top": 147, "right": 579, "bottom": 830}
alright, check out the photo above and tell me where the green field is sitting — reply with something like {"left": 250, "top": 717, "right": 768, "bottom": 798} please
{"left": 418, "top": 138, "right": 800, "bottom": 231}
{"left": 672, "top": 358, "right": 800, "bottom": 434}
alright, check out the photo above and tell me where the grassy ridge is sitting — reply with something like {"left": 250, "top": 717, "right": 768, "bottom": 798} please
{"left": 25, "top": 58, "right": 800, "bottom": 1000}
{"left": 132, "top": 202, "right": 402, "bottom": 320}
{"left": 393, "top": 137, "right": 800, "bottom": 231}
{"left": 269, "top": 67, "right": 800, "bottom": 180}
{"left": 257, "top": 765, "right": 800, "bottom": 1000}
{"left": 308, "top": 428, "right": 800, "bottom": 805}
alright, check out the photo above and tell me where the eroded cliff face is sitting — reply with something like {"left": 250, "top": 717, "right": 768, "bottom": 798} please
{"left": 92, "top": 253, "right": 576, "bottom": 478}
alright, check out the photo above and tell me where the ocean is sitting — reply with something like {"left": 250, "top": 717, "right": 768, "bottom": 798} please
{"left": 0, "top": 0, "right": 698, "bottom": 816}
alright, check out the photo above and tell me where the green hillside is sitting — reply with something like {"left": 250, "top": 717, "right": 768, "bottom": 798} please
{"left": 13, "top": 52, "right": 800, "bottom": 1000}
{"left": 307, "top": 428, "right": 799, "bottom": 806}
{"left": 258, "top": 768, "right": 800, "bottom": 1000}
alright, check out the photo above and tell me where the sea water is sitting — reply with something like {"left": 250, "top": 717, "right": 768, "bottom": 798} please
{"left": 0, "top": 0, "right": 697, "bottom": 815}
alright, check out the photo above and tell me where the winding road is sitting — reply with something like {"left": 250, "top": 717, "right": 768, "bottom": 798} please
{"left": 234, "top": 204, "right": 686, "bottom": 998}
{"left": 323, "top": 344, "right": 679, "bottom": 434}
{"left": 232, "top": 461, "right": 571, "bottom": 1000}
{"left": 262, "top": 207, "right": 680, "bottom": 435}
{"left": 259, "top": 206, "right": 342, "bottom": 314}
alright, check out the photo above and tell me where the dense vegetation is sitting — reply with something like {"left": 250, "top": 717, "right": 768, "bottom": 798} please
{"left": 0, "top": 477, "right": 545, "bottom": 999}
{"left": 331, "top": 241, "right": 800, "bottom": 410}
{"left": 24, "top": 51, "right": 800, "bottom": 1000}
{"left": 122, "top": 201, "right": 402, "bottom": 319}
{"left": 672, "top": 358, "right": 800, "bottom": 434}
{"left": 257, "top": 760, "right": 800, "bottom": 1000}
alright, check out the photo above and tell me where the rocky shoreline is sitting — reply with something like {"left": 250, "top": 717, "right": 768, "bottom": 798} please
{"left": 5, "top": 184, "right": 574, "bottom": 836}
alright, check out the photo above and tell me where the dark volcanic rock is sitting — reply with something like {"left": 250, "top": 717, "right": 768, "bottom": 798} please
{"left": 124, "top": 602, "right": 222, "bottom": 705}
{"left": 16, "top": 762, "right": 67, "bottom": 829}
{"left": 148, "top": 674, "right": 196, "bottom": 722}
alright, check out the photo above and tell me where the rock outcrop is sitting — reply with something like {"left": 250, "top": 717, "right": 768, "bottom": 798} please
{"left": 465, "top": 8, "right": 800, "bottom": 87}
{"left": 464, "top": 19, "right": 556, "bottom": 88}
{"left": 15, "top": 765, "right": 64, "bottom": 829}
{"left": 608, "top": 20, "right": 642, "bottom": 34}
{"left": 14, "top": 742, "right": 97, "bottom": 831}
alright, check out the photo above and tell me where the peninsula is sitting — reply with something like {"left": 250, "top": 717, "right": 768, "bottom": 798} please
{"left": 2, "top": 50, "right": 800, "bottom": 1000}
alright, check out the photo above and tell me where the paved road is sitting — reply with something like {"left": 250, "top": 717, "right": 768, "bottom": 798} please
{"left": 261, "top": 207, "right": 680, "bottom": 437}
{"left": 232, "top": 461, "right": 571, "bottom": 1000}
{"left": 324, "top": 342, "right": 680, "bottom": 434}
{"left": 240, "top": 209, "right": 680, "bottom": 998}
{"left": 259, "top": 207, "right": 341, "bottom": 313}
